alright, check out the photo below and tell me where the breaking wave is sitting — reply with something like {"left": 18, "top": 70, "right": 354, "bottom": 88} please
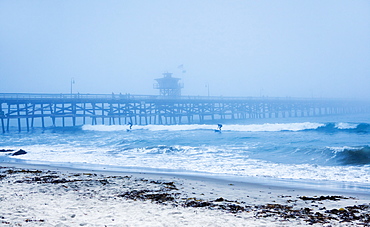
{"left": 329, "top": 146, "right": 370, "bottom": 165}
{"left": 314, "top": 123, "right": 370, "bottom": 133}
{"left": 82, "top": 122, "right": 324, "bottom": 132}
{"left": 82, "top": 122, "right": 370, "bottom": 133}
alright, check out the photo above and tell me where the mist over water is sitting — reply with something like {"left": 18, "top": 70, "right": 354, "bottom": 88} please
{"left": 0, "top": 1, "right": 370, "bottom": 99}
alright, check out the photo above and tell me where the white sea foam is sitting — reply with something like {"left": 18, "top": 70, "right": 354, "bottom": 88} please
{"left": 8, "top": 144, "right": 370, "bottom": 185}
{"left": 327, "top": 146, "right": 363, "bottom": 154}
{"left": 82, "top": 124, "right": 215, "bottom": 131}
{"left": 335, "top": 122, "right": 358, "bottom": 129}
{"left": 82, "top": 122, "right": 324, "bottom": 132}
{"left": 228, "top": 122, "right": 324, "bottom": 132}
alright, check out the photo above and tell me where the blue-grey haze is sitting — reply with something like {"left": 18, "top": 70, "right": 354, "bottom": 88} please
{"left": 0, "top": 0, "right": 369, "bottom": 99}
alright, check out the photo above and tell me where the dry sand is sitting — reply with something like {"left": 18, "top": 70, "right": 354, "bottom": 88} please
{"left": 1, "top": 163, "right": 370, "bottom": 226}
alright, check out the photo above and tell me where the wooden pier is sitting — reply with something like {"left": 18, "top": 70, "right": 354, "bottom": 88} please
{"left": 0, "top": 93, "right": 369, "bottom": 132}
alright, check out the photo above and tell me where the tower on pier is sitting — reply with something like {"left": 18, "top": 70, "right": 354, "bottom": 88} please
{"left": 154, "top": 72, "right": 183, "bottom": 97}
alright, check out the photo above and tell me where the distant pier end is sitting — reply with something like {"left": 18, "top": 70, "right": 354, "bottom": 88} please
{"left": 154, "top": 72, "right": 183, "bottom": 97}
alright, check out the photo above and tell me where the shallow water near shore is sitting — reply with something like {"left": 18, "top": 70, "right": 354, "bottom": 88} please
{"left": 1, "top": 113, "right": 370, "bottom": 193}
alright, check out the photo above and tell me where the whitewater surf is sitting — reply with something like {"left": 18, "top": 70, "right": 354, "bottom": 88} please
{"left": 1, "top": 113, "right": 370, "bottom": 192}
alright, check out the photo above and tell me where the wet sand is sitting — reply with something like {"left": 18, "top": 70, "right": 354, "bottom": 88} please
{"left": 1, "top": 163, "right": 370, "bottom": 226}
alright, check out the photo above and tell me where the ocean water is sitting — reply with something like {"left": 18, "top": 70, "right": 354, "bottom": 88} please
{"left": 1, "top": 113, "right": 370, "bottom": 192}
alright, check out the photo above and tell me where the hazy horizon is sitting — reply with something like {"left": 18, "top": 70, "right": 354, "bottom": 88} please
{"left": 1, "top": 1, "right": 369, "bottom": 99}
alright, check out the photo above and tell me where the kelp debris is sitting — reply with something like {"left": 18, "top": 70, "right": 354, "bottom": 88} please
{"left": 0, "top": 149, "right": 14, "bottom": 152}
{"left": 118, "top": 189, "right": 179, "bottom": 204}
{"left": 299, "top": 195, "right": 351, "bottom": 201}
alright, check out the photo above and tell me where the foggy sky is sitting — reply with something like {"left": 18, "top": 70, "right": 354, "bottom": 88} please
{"left": 1, "top": 1, "right": 369, "bottom": 99}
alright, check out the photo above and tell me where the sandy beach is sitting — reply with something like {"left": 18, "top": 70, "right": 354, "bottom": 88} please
{"left": 0, "top": 163, "right": 369, "bottom": 226}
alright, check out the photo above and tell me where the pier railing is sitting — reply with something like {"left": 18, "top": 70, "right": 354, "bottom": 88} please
{"left": 0, "top": 92, "right": 348, "bottom": 102}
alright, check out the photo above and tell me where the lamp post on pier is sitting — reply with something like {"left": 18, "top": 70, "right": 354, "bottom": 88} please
{"left": 70, "top": 78, "right": 75, "bottom": 95}
{"left": 206, "top": 83, "right": 210, "bottom": 97}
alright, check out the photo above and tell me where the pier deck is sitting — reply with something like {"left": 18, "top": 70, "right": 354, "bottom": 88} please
{"left": 0, "top": 93, "right": 368, "bottom": 132}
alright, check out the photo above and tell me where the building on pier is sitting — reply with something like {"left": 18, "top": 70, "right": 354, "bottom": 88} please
{"left": 154, "top": 72, "right": 183, "bottom": 97}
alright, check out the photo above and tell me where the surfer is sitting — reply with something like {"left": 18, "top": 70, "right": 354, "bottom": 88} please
{"left": 127, "top": 122, "right": 133, "bottom": 131}
{"left": 215, "top": 124, "right": 222, "bottom": 132}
